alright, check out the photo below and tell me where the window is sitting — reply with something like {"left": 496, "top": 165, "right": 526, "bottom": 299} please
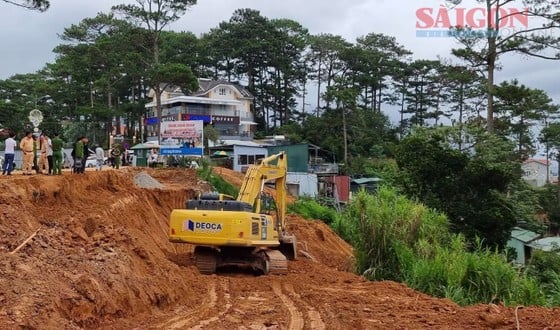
{"left": 238, "top": 154, "right": 266, "bottom": 165}
{"left": 218, "top": 88, "right": 226, "bottom": 96}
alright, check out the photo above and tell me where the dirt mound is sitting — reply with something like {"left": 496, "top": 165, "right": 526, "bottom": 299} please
{"left": 0, "top": 168, "right": 557, "bottom": 329}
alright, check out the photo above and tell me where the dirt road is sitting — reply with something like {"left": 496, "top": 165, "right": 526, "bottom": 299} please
{"left": 0, "top": 169, "right": 557, "bottom": 329}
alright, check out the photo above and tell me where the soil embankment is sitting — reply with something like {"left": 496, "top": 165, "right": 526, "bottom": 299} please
{"left": 0, "top": 168, "right": 557, "bottom": 329}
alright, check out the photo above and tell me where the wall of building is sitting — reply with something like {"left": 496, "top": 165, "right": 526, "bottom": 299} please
{"left": 287, "top": 173, "right": 318, "bottom": 198}
{"left": 267, "top": 144, "right": 309, "bottom": 173}
{"left": 522, "top": 161, "right": 550, "bottom": 187}
{"left": 233, "top": 145, "right": 268, "bottom": 172}
{"left": 506, "top": 238, "right": 527, "bottom": 265}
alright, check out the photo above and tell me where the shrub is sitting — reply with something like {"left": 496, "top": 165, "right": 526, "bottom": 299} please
{"left": 335, "top": 187, "right": 549, "bottom": 306}
{"left": 288, "top": 198, "right": 338, "bottom": 224}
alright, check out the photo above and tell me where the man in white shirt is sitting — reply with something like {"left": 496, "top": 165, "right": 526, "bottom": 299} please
{"left": 2, "top": 131, "right": 16, "bottom": 175}
{"left": 46, "top": 135, "right": 53, "bottom": 175}
{"left": 95, "top": 145, "right": 105, "bottom": 171}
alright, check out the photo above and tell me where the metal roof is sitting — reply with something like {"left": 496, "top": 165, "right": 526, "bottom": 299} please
{"left": 529, "top": 237, "right": 560, "bottom": 252}
{"left": 510, "top": 227, "right": 540, "bottom": 243}
{"left": 351, "top": 177, "right": 383, "bottom": 185}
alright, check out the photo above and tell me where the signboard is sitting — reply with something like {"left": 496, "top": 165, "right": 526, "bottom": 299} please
{"left": 181, "top": 114, "right": 211, "bottom": 123}
{"left": 145, "top": 117, "right": 158, "bottom": 125}
{"left": 160, "top": 120, "right": 204, "bottom": 156}
{"left": 212, "top": 115, "right": 239, "bottom": 124}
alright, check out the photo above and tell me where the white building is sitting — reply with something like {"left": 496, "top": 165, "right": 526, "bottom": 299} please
{"left": 144, "top": 79, "right": 256, "bottom": 141}
{"left": 522, "top": 159, "right": 551, "bottom": 187}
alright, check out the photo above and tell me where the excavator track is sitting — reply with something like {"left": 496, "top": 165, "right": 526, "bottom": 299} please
{"left": 265, "top": 249, "right": 288, "bottom": 275}
{"left": 194, "top": 247, "right": 218, "bottom": 275}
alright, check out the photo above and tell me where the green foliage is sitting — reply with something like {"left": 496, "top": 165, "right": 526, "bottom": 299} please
{"left": 342, "top": 156, "right": 399, "bottom": 187}
{"left": 536, "top": 184, "right": 560, "bottom": 233}
{"left": 395, "top": 127, "right": 520, "bottom": 248}
{"left": 287, "top": 198, "right": 338, "bottom": 224}
{"left": 334, "top": 187, "right": 549, "bottom": 306}
{"left": 196, "top": 160, "right": 238, "bottom": 199}
{"left": 334, "top": 187, "right": 450, "bottom": 280}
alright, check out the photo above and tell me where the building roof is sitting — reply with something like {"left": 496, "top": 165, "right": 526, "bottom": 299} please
{"left": 529, "top": 236, "right": 560, "bottom": 252}
{"left": 510, "top": 227, "right": 540, "bottom": 243}
{"left": 352, "top": 177, "right": 383, "bottom": 185}
{"left": 216, "top": 140, "right": 268, "bottom": 147}
{"left": 192, "top": 78, "right": 253, "bottom": 99}
{"left": 145, "top": 95, "right": 241, "bottom": 108}
{"left": 523, "top": 158, "right": 550, "bottom": 166}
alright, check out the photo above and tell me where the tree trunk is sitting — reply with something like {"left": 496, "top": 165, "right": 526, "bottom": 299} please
{"left": 486, "top": 1, "right": 496, "bottom": 133}
{"left": 459, "top": 82, "right": 464, "bottom": 150}
{"left": 316, "top": 54, "right": 322, "bottom": 116}
{"left": 155, "top": 87, "right": 163, "bottom": 144}
{"left": 342, "top": 106, "right": 348, "bottom": 165}
{"left": 400, "top": 86, "right": 405, "bottom": 139}
{"left": 107, "top": 87, "right": 113, "bottom": 147}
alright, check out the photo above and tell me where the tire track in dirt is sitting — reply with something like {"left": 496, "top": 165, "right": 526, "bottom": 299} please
{"left": 284, "top": 283, "right": 325, "bottom": 330}
{"left": 190, "top": 278, "right": 232, "bottom": 330}
{"left": 159, "top": 281, "right": 218, "bottom": 330}
{"left": 272, "top": 280, "right": 304, "bottom": 330}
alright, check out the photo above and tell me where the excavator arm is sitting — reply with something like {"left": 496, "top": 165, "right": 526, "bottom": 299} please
{"left": 237, "top": 152, "right": 288, "bottom": 234}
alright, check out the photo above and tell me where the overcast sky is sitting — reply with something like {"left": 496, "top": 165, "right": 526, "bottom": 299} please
{"left": 1, "top": 0, "right": 558, "bottom": 104}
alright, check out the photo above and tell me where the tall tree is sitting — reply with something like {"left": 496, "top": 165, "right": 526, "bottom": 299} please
{"left": 306, "top": 34, "right": 351, "bottom": 113}
{"left": 494, "top": 79, "right": 558, "bottom": 159}
{"left": 352, "top": 33, "right": 411, "bottom": 113}
{"left": 450, "top": 0, "right": 560, "bottom": 132}
{"left": 112, "top": 0, "right": 198, "bottom": 143}
{"left": 214, "top": 9, "right": 275, "bottom": 128}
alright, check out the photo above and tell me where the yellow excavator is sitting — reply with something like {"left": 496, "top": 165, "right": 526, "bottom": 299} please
{"left": 168, "top": 152, "right": 297, "bottom": 274}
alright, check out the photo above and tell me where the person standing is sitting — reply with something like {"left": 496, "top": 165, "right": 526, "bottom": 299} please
{"left": 111, "top": 143, "right": 122, "bottom": 169}
{"left": 51, "top": 133, "right": 64, "bottom": 175}
{"left": 2, "top": 131, "right": 16, "bottom": 175}
{"left": 73, "top": 137, "right": 85, "bottom": 174}
{"left": 81, "top": 137, "right": 91, "bottom": 173}
{"left": 46, "top": 134, "right": 53, "bottom": 175}
{"left": 33, "top": 135, "right": 39, "bottom": 174}
{"left": 38, "top": 133, "right": 49, "bottom": 174}
{"left": 94, "top": 144, "right": 104, "bottom": 171}
{"left": 19, "top": 131, "right": 34, "bottom": 175}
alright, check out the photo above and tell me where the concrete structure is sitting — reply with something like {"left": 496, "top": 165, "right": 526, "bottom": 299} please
{"left": 232, "top": 145, "right": 268, "bottom": 173}
{"left": 286, "top": 173, "right": 318, "bottom": 198}
{"left": 144, "top": 79, "right": 255, "bottom": 141}
{"left": 522, "top": 159, "right": 551, "bottom": 187}
{"left": 506, "top": 227, "right": 541, "bottom": 265}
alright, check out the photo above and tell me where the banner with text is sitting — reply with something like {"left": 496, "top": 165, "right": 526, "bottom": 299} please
{"left": 160, "top": 120, "right": 204, "bottom": 156}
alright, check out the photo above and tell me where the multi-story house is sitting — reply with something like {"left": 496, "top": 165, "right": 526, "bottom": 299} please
{"left": 144, "top": 78, "right": 256, "bottom": 142}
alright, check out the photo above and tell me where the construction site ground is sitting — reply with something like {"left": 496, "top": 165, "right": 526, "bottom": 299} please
{"left": 0, "top": 167, "right": 558, "bottom": 329}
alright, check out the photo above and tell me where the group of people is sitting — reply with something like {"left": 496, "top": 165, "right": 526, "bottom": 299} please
{"left": 2, "top": 130, "right": 65, "bottom": 176}
{"left": 1, "top": 129, "right": 125, "bottom": 175}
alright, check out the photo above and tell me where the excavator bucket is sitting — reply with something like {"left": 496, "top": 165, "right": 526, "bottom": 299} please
{"left": 279, "top": 234, "right": 297, "bottom": 261}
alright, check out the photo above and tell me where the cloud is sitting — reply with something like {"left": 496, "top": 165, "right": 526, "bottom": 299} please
{"left": 0, "top": 0, "right": 558, "bottom": 107}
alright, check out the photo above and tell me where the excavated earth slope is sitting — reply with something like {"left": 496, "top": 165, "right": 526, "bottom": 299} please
{"left": 0, "top": 168, "right": 558, "bottom": 329}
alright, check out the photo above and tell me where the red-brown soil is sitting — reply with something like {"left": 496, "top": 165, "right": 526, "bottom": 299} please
{"left": 0, "top": 168, "right": 557, "bottom": 329}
